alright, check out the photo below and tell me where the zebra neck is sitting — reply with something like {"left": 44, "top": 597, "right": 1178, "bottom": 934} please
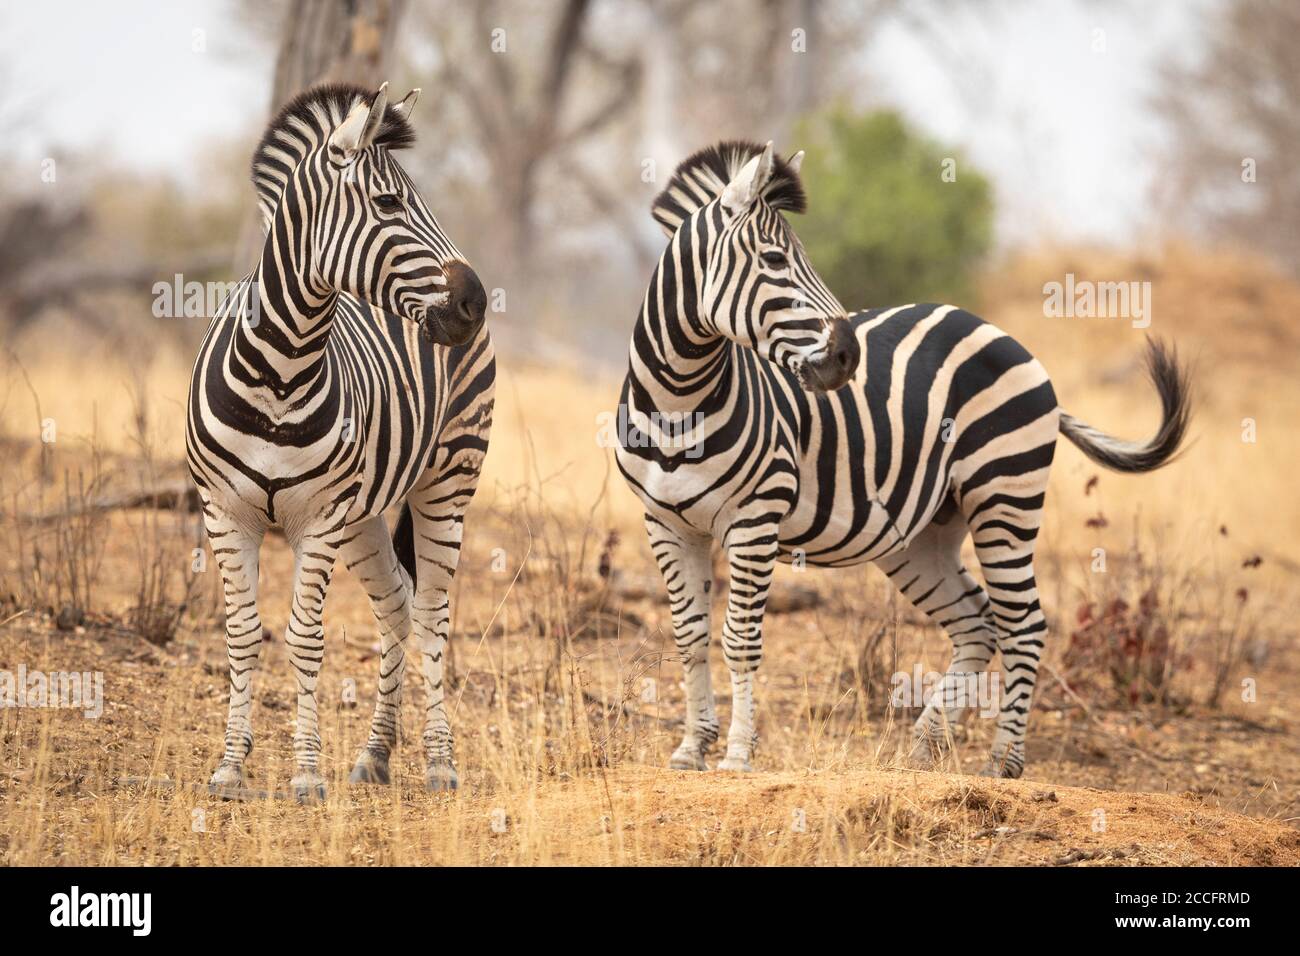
{"left": 626, "top": 303, "right": 733, "bottom": 421}
{"left": 231, "top": 223, "right": 341, "bottom": 399}
{"left": 626, "top": 258, "right": 730, "bottom": 419}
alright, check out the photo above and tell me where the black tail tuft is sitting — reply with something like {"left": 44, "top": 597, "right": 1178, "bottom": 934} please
{"left": 1059, "top": 337, "right": 1192, "bottom": 474}
{"left": 392, "top": 503, "right": 417, "bottom": 588}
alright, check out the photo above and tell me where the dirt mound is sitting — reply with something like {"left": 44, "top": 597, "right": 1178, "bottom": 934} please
{"left": 444, "top": 765, "right": 1299, "bottom": 866}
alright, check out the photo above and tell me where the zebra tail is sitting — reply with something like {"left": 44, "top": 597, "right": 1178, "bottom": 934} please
{"left": 392, "top": 503, "right": 418, "bottom": 590}
{"left": 1059, "top": 337, "right": 1192, "bottom": 474}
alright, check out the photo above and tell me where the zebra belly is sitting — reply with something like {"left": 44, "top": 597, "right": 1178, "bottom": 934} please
{"left": 777, "top": 491, "right": 917, "bottom": 567}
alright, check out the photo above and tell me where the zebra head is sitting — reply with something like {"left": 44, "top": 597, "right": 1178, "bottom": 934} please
{"left": 689, "top": 141, "right": 859, "bottom": 392}
{"left": 322, "top": 84, "right": 487, "bottom": 345}
{"left": 256, "top": 83, "right": 486, "bottom": 346}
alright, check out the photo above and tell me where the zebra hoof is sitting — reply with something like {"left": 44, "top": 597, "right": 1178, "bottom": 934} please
{"left": 209, "top": 762, "right": 245, "bottom": 791}
{"left": 979, "top": 755, "right": 1024, "bottom": 779}
{"left": 348, "top": 752, "right": 391, "bottom": 786}
{"left": 905, "top": 739, "right": 942, "bottom": 770}
{"left": 290, "top": 771, "right": 328, "bottom": 803}
{"left": 716, "top": 757, "right": 753, "bottom": 773}
{"left": 669, "top": 747, "right": 708, "bottom": 771}
{"left": 425, "top": 763, "right": 459, "bottom": 792}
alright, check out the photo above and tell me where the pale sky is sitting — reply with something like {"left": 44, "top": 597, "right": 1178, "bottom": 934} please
{"left": 0, "top": 0, "right": 1212, "bottom": 248}
{"left": 0, "top": 1, "right": 270, "bottom": 184}
{"left": 861, "top": 0, "right": 1205, "bottom": 246}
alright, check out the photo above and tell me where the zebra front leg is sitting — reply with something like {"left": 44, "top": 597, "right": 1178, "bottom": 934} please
{"left": 645, "top": 515, "right": 718, "bottom": 771}
{"left": 717, "top": 534, "right": 777, "bottom": 772}
{"left": 207, "top": 513, "right": 265, "bottom": 790}
{"left": 341, "top": 516, "right": 411, "bottom": 786}
{"left": 412, "top": 581, "right": 457, "bottom": 791}
{"left": 408, "top": 499, "right": 472, "bottom": 792}
{"left": 285, "top": 535, "right": 339, "bottom": 801}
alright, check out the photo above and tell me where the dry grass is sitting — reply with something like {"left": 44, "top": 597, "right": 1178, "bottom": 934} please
{"left": 3, "top": 589, "right": 1297, "bottom": 866}
{"left": 1, "top": 245, "right": 1298, "bottom": 866}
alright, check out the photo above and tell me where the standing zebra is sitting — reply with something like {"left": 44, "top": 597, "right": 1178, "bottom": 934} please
{"left": 615, "top": 141, "right": 1190, "bottom": 778}
{"left": 187, "top": 83, "right": 495, "bottom": 799}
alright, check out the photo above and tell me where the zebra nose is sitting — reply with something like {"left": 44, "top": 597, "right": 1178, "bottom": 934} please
{"left": 445, "top": 260, "right": 487, "bottom": 327}
{"left": 807, "top": 317, "right": 860, "bottom": 390}
{"left": 827, "top": 317, "right": 859, "bottom": 372}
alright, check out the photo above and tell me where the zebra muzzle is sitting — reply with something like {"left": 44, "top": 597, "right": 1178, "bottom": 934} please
{"left": 799, "top": 317, "right": 860, "bottom": 391}
{"left": 420, "top": 261, "right": 487, "bottom": 346}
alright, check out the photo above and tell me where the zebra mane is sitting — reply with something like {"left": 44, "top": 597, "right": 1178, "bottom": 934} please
{"left": 250, "top": 83, "right": 416, "bottom": 227}
{"left": 651, "top": 140, "right": 807, "bottom": 235}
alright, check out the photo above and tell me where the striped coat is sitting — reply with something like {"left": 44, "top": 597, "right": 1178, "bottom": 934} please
{"left": 187, "top": 83, "right": 494, "bottom": 799}
{"left": 616, "top": 141, "right": 1189, "bottom": 778}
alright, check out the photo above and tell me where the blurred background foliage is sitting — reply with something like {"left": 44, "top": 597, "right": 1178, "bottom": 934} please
{"left": 795, "top": 106, "right": 993, "bottom": 309}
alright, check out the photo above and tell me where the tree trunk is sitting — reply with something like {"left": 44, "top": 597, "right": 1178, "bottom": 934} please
{"left": 233, "top": 0, "right": 409, "bottom": 273}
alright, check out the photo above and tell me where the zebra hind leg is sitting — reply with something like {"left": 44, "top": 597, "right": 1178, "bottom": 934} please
{"left": 341, "top": 516, "right": 412, "bottom": 787}
{"left": 874, "top": 514, "right": 998, "bottom": 770}
{"left": 970, "top": 513, "right": 1048, "bottom": 779}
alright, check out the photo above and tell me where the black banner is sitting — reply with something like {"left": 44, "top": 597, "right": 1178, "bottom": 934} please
{"left": 0, "top": 865, "right": 1283, "bottom": 942}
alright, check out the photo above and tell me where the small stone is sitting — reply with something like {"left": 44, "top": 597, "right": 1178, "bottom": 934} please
{"left": 56, "top": 605, "right": 85, "bottom": 630}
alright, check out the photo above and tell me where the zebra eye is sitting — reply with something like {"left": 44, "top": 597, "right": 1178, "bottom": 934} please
{"left": 760, "top": 250, "right": 789, "bottom": 269}
{"left": 373, "top": 193, "right": 402, "bottom": 212}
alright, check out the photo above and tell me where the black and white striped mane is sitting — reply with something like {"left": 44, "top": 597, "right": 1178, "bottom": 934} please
{"left": 250, "top": 83, "right": 416, "bottom": 227}
{"left": 651, "top": 140, "right": 807, "bottom": 235}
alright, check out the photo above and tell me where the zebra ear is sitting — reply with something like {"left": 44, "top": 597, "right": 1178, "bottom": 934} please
{"left": 392, "top": 88, "right": 420, "bottom": 123}
{"left": 329, "top": 83, "right": 389, "bottom": 158}
{"left": 720, "top": 141, "right": 775, "bottom": 214}
{"left": 787, "top": 150, "right": 804, "bottom": 176}
{"left": 359, "top": 82, "right": 389, "bottom": 145}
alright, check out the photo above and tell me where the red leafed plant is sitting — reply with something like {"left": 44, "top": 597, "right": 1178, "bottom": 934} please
{"left": 1063, "top": 588, "right": 1191, "bottom": 706}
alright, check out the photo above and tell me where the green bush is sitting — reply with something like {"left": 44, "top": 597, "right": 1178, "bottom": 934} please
{"left": 792, "top": 106, "right": 994, "bottom": 310}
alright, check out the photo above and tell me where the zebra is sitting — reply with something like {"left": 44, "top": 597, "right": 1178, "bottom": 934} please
{"left": 186, "top": 83, "right": 495, "bottom": 799}
{"left": 614, "top": 140, "right": 1190, "bottom": 778}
